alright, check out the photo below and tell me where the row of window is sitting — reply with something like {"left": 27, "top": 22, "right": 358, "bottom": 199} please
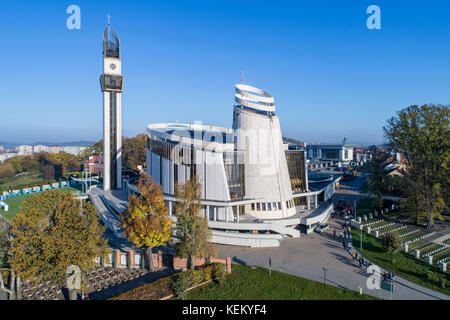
{"left": 94, "top": 253, "right": 142, "bottom": 266}
{"left": 250, "top": 198, "right": 298, "bottom": 212}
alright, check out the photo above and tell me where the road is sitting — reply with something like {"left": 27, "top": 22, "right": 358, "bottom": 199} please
{"left": 217, "top": 175, "right": 449, "bottom": 300}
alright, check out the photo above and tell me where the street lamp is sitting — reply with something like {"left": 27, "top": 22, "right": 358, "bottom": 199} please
{"left": 322, "top": 267, "right": 328, "bottom": 285}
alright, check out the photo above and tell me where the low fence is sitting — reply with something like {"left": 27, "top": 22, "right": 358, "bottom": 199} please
{"left": 96, "top": 249, "right": 231, "bottom": 273}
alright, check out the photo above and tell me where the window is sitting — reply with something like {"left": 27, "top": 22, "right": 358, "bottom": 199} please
{"left": 268, "top": 203, "right": 272, "bottom": 211}
{"left": 134, "top": 254, "right": 141, "bottom": 265}
{"left": 278, "top": 202, "right": 281, "bottom": 210}
{"left": 262, "top": 203, "right": 266, "bottom": 211}
{"left": 273, "top": 202, "right": 277, "bottom": 210}
{"left": 256, "top": 203, "right": 260, "bottom": 211}
{"left": 251, "top": 203, "right": 255, "bottom": 211}
{"left": 120, "top": 255, "right": 127, "bottom": 266}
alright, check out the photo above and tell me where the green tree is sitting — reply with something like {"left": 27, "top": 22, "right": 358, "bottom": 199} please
{"left": 384, "top": 104, "right": 449, "bottom": 229}
{"left": 381, "top": 232, "right": 403, "bottom": 254}
{"left": 0, "top": 165, "right": 15, "bottom": 184}
{"left": 8, "top": 189, "right": 108, "bottom": 299}
{"left": 122, "top": 133, "right": 147, "bottom": 171}
{"left": 362, "top": 146, "right": 387, "bottom": 213}
{"left": 174, "top": 175, "right": 215, "bottom": 270}
{"left": 120, "top": 174, "right": 173, "bottom": 272}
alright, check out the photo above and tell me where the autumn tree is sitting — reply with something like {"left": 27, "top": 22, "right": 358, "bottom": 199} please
{"left": 122, "top": 133, "right": 147, "bottom": 171}
{"left": 174, "top": 175, "right": 215, "bottom": 269}
{"left": 384, "top": 104, "right": 449, "bottom": 229}
{"left": 8, "top": 189, "right": 108, "bottom": 299}
{"left": 0, "top": 165, "right": 15, "bottom": 184}
{"left": 120, "top": 174, "right": 173, "bottom": 272}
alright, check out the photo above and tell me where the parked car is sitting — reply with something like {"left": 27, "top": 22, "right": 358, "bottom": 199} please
{"left": 314, "top": 223, "right": 329, "bottom": 233}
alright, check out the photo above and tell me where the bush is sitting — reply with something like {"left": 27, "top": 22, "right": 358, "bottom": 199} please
{"left": 171, "top": 271, "right": 194, "bottom": 300}
{"left": 381, "top": 233, "right": 402, "bottom": 254}
{"left": 211, "top": 263, "right": 227, "bottom": 283}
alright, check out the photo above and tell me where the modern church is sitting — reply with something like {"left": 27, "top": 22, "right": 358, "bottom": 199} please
{"left": 96, "top": 23, "right": 339, "bottom": 247}
{"left": 145, "top": 83, "right": 314, "bottom": 221}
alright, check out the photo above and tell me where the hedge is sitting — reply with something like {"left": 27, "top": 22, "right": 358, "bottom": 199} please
{"left": 110, "top": 263, "right": 226, "bottom": 300}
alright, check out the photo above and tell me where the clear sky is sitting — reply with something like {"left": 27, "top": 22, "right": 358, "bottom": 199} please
{"left": 1, "top": 0, "right": 449, "bottom": 145}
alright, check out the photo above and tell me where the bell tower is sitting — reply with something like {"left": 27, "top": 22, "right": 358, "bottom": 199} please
{"left": 100, "top": 17, "right": 123, "bottom": 190}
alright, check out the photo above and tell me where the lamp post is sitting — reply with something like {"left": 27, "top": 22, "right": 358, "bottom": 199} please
{"left": 322, "top": 267, "right": 328, "bottom": 285}
{"left": 360, "top": 227, "right": 363, "bottom": 250}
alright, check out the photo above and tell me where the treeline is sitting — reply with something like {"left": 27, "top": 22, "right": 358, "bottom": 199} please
{"left": 0, "top": 152, "right": 84, "bottom": 186}
{"left": 81, "top": 133, "right": 147, "bottom": 173}
{"left": 365, "top": 104, "right": 449, "bottom": 229}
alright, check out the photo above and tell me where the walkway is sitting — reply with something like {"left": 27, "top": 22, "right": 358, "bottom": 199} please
{"left": 217, "top": 215, "right": 449, "bottom": 300}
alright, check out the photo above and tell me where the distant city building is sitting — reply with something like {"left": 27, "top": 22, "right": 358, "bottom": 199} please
{"left": 0, "top": 146, "right": 3, "bottom": 151}
{"left": 84, "top": 155, "right": 104, "bottom": 174}
{"left": 15, "top": 145, "right": 33, "bottom": 155}
{"left": 306, "top": 137, "right": 354, "bottom": 164}
{"left": 60, "top": 146, "right": 86, "bottom": 155}
{"left": 33, "top": 145, "right": 49, "bottom": 153}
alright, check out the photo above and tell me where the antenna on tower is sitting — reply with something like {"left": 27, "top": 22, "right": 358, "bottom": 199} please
{"left": 241, "top": 70, "right": 245, "bottom": 84}
{"left": 107, "top": 14, "right": 112, "bottom": 26}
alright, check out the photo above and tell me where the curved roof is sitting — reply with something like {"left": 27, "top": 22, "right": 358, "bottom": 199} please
{"left": 234, "top": 84, "right": 276, "bottom": 113}
{"left": 103, "top": 25, "right": 120, "bottom": 59}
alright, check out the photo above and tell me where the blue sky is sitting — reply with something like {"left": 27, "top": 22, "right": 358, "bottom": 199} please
{"left": 1, "top": 0, "right": 449, "bottom": 145}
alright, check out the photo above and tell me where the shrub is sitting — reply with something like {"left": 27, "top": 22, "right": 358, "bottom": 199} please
{"left": 171, "top": 272, "right": 193, "bottom": 300}
{"left": 381, "top": 233, "right": 402, "bottom": 254}
{"left": 211, "top": 263, "right": 227, "bottom": 283}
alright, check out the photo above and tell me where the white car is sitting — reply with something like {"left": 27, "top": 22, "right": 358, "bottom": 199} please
{"left": 314, "top": 224, "right": 329, "bottom": 233}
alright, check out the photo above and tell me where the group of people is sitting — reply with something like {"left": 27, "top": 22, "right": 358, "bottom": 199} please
{"left": 334, "top": 200, "right": 355, "bottom": 219}
{"left": 382, "top": 271, "right": 396, "bottom": 283}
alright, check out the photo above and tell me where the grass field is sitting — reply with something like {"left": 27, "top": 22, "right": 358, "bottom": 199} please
{"left": 0, "top": 173, "right": 47, "bottom": 191}
{"left": 351, "top": 229, "right": 449, "bottom": 296}
{"left": 185, "top": 264, "right": 377, "bottom": 300}
{"left": 0, "top": 187, "right": 81, "bottom": 220}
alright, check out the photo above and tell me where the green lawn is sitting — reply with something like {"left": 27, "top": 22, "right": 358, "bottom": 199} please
{"left": 0, "top": 194, "right": 30, "bottom": 220}
{"left": 185, "top": 264, "right": 376, "bottom": 300}
{"left": 0, "top": 187, "right": 81, "bottom": 220}
{"left": 351, "top": 229, "right": 449, "bottom": 296}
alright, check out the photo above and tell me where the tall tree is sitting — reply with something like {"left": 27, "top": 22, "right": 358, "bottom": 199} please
{"left": 8, "top": 189, "right": 108, "bottom": 299}
{"left": 362, "top": 146, "right": 387, "bottom": 212}
{"left": 120, "top": 175, "right": 173, "bottom": 272}
{"left": 384, "top": 104, "right": 449, "bottom": 229}
{"left": 174, "top": 175, "right": 215, "bottom": 269}
{"left": 122, "top": 133, "right": 147, "bottom": 171}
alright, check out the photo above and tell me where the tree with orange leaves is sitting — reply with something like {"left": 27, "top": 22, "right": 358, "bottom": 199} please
{"left": 120, "top": 174, "right": 173, "bottom": 272}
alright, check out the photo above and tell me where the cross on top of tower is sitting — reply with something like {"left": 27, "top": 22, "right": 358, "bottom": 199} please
{"left": 107, "top": 14, "right": 111, "bottom": 26}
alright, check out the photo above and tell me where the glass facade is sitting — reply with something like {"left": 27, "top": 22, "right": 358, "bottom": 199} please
{"left": 223, "top": 152, "right": 245, "bottom": 200}
{"left": 322, "top": 149, "right": 340, "bottom": 159}
{"left": 100, "top": 74, "right": 123, "bottom": 92}
{"left": 103, "top": 26, "right": 120, "bottom": 58}
{"left": 286, "top": 150, "right": 307, "bottom": 192}
{"left": 110, "top": 92, "right": 118, "bottom": 189}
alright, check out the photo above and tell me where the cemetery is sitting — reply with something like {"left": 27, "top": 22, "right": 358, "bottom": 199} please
{"left": 350, "top": 199, "right": 449, "bottom": 295}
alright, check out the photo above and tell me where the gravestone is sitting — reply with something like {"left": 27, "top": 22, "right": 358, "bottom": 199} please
{"left": 391, "top": 204, "right": 395, "bottom": 211}
{"left": 427, "top": 256, "right": 433, "bottom": 265}
{"left": 363, "top": 215, "right": 367, "bottom": 221}
{"left": 367, "top": 227, "right": 371, "bottom": 234}
{"left": 414, "top": 249, "right": 421, "bottom": 259}
{"left": 440, "top": 262, "right": 447, "bottom": 272}
{"left": 374, "top": 211, "right": 378, "bottom": 218}
{"left": 404, "top": 244, "right": 409, "bottom": 253}
{"left": 357, "top": 217, "right": 361, "bottom": 223}
{"left": 375, "top": 231, "right": 380, "bottom": 238}
{"left": 369, "top": 213, "right": 373, "bottom": 219}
